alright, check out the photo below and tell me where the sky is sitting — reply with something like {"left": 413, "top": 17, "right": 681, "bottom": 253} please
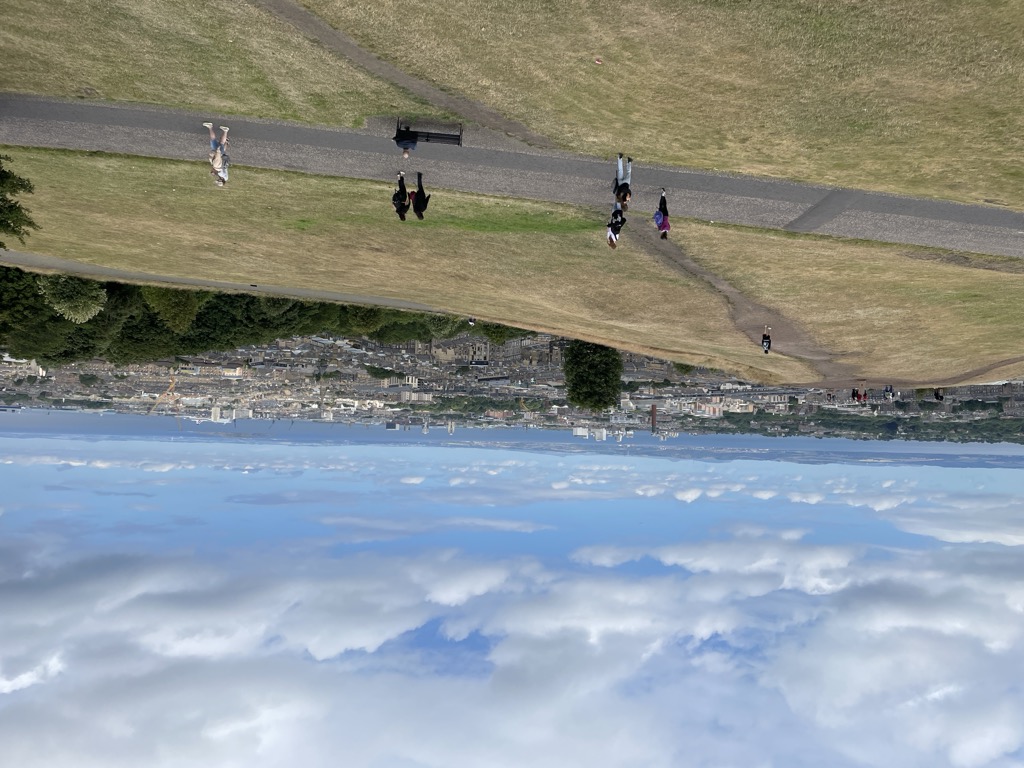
{"left": 2, "top": 411, "right": 1024, "bottom": 768}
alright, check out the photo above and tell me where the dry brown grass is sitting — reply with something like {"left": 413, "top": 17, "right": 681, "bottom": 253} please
{"left": 7, "top": 147, "right": 819, "bottom": 383}
{"left": 0, "top": 0, "right": 444, "bottom": 126}
{"left": 681, "top": 222, "right": 1024, "bottom": 384}
{"left": 305, "top": 0, "right": 1024, "bottom": 207}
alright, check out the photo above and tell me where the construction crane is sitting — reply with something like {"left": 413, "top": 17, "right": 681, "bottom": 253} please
{"left": 147, "top": 374, "right": 177, "bottom": 415}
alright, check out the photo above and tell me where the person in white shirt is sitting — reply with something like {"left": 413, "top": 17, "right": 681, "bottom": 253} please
{"left": 203, "top": 123, "right": 230, "bottom": 186}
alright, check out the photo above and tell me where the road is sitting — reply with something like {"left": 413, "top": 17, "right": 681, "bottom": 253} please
{"left": 2, "top": 93, "right": 1024, "bottom": 258}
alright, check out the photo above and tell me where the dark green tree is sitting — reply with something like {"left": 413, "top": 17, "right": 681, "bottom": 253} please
{"left": 563, "top": 340, "right": 623, "bottom": 411}
{"left": 0, "top": 265, "right": 534, "bottom": 366}
{"left": 36, "top": 274, "right": 108, "bottom": 324}
{"left": 472, "top": 320, "right": 535, "bottom": 345}
{"left": 141, "top": 285, "right": 212, "bottom": 333}
{"left": 0, "top": 154, "right": 39, "bottom": 250}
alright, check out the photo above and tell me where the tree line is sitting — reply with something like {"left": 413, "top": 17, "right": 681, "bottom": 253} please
{"left": 0, "top": 267, "right": 533, "bottom": 366}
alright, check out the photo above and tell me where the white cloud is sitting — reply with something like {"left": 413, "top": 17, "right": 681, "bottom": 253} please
{"left": 0, "top": 654, "right": 64, "bottom": 693}
{"left": 576, "top": 539, "right": 856, "bottom": 595}
{"left": 633, "top": 485, "right": 666, "bottom": 497}
{"left": 786, "top": 491, "right": 824, "bottom": 504}
{"left": 885, "top": 502, "right": 1024, "bottom": 546}
{"left": 4, "top": 529, "right": 1024, "bottom": 768}
{"left": 399, "top": 476, "right": 425, "bottom": 485}
{"left": 320, "top": 515, "right": 548, "bottom": 536}
{"left": 7, "top": 441, "right": 1024, "bottom": 768}
{"left": 673, "top": 489, "right": 702, "bottom": 503}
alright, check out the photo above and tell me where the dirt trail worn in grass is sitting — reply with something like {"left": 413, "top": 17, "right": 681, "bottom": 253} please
{"left": 247, "top": 0, "right": 557, "bottom": 149}
{"left": 631, "top": 225, "right": 857, "bottom": 383}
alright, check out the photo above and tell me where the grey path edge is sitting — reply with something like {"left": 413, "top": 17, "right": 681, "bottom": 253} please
{"left": 2, "top": 94, "right": 1024, "bottom": 258}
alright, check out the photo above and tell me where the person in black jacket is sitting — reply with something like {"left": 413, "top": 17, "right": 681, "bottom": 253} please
{"left": 606, "top": 203, "right": 627, "bottom": 248}
{"left": 393, "top": 124, "right": 418, "bottom": 159}
{"left": 411, "top": 172, "right": 431, "bottom": 220}
{"left": 612, "top": 153, "right": 632, "bottom": 209}
{"left": 392, "top": 172, "right": 410, "bottom": 220}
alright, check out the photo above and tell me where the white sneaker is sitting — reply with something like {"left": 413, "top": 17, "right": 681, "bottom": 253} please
{"left": 219, "top": 126, "right": 230, "bottom": 132}
{"left": 202, "top": 122, "right": 213, "bottom": 128}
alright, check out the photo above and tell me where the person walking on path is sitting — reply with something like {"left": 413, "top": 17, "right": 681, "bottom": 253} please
{"left": 761, "top": 325, "right": 772, "bottom": 354}
{"left": 612, "top": 153, "right": 632, "bottom": 209}
{"left": 393, "top": 172, "right": 411, "bottom": 220}
{"left": 411, "top": 172, "right": 431, "bottom": 220}
{"left": 654, "top": 189, "right": 670, "bottom": 239}
{"left": 607, "top": 203, "right": 627, "bottom": 248}
{"left": 203, "top": 123, "right": 230, "bottom": 186}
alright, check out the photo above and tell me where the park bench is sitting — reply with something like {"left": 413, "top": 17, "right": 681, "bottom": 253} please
{"left": 394, "top": 118, "right": 463, "bottom": 148}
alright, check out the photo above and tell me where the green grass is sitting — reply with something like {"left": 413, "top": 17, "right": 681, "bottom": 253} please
{"left": 6, "top": 147, "right": 818, "bottom": 383}
{"left": 10, "top": 146, "right": 1024, "bottom": 386}
{"left": 304, "top": 0, "right": 1024, "bottom": 207}
{"left": 0, "top": 0, "right": 447, "bottom": 127}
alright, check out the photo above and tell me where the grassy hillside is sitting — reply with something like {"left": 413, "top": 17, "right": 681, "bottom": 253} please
{"left": 684, "top": 225, "right": 1024, "bottom": 383}
{"left": 9, "top": 147, "right": 1024, "bottom": 385}
{"left": 306, "top": 0, "right": 1024, "bottom": 207}
{"left": 5, "top": 147, "right": 818, "bottom": 383}
{"left": 0, "top": 0, "right": 445, "bottom": 126}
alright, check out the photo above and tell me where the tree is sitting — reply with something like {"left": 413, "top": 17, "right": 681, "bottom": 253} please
{"left": 472, "top": 320, "right": 535, "bottom": 346}
{"left": 563, "top": 340, "right": 623, "bottom": 411}
{"left": 36, "top": 274, "right": 108, "bottom": 324}
{"left": 0, "top": 154, "right": 40, "bottom": 250}
{"left": 0, "top": 264, "right": 533, "bottom": 366}
{"left": 141, "top": 285, "right": 212, "bottom": 333}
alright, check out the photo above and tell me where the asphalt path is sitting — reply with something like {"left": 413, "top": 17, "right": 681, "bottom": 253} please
{"left": 3, "top": 94, "right": 1024, "bottom": 258}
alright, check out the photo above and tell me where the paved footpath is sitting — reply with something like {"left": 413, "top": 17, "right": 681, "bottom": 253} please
{"left": 2, "top": 93, "right": 1024, "bottom": 258}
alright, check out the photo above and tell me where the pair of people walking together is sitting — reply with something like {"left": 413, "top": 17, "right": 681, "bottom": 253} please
{"left": 605, "top": 154, "right": 671, "bottom": 247}
{"left": 392, "top": 172, "right": 431, "bottom": 221}
{"left": 607, "top": 154, "right": 631, "bottom": 248}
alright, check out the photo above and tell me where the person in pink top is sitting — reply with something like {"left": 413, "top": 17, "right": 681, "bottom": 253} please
{"left": 653, "top": 189, "right": 671, "bottom": 239}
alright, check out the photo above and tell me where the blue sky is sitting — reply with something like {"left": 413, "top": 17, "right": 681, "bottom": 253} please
{"left": 2, "top": 411, "right": 1024, "bottom": 768}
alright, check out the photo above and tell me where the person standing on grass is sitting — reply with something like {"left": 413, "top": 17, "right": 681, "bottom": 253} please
{"left": 393, "top": 172, "right": 411, "bottom": 220}
{"left": 761, "top": 325, "right": 772, "bottom": 354}
{"left": 411, "top": 172, "right": 431, "bottom": 220}
{"left": 612, "top": 153, "right": 632, "bottom": 209}
{"left": 607, "top": 203, "right": 627, "bottom": 248}
{"left": 653, "top": 188, "right": 670, "bottom": 239}
{"left": 203, "top": 123, "right": 230, "bottom": 186}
